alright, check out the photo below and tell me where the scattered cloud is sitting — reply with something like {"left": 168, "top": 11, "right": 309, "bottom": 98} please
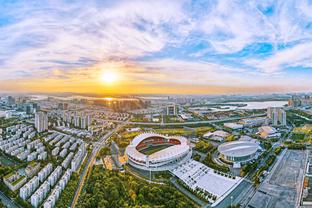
{"left": 0, "top": 0, "right": 311, "bottom": 93}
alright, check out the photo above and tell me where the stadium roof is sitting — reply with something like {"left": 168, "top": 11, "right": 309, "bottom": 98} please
{"left": 126, "top": 132, "right": 190, "bottom": 163}
{"left": 218, "top": 141, "right": 259, "bottom": 158}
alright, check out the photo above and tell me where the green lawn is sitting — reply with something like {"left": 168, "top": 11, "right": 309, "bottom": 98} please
{"left": 140, "top": 144, "right": 172, "bottom": 155}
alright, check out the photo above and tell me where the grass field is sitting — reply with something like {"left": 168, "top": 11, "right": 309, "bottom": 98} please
{"left": 140, "top": 144, "right": 172, "bottom": 155}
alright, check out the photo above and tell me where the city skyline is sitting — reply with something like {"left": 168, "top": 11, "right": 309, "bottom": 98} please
{"left": 0, "top": 0, "right": 312, "bottom": 94}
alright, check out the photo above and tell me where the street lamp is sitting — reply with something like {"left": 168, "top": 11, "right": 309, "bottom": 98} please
{"left": 230, "top": 196, "right": 233, "bottom": 207}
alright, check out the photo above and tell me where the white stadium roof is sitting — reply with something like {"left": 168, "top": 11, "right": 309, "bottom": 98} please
{"left": 218, "top": 141, "right": 259, "bottom": 158}
{"left": 126, "top": 132, "right": 190, "bottom": 163}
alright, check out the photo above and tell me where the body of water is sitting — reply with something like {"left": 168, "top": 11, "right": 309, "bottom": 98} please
{"left": 230, "top": 101, "right": 288, "bottom": 109}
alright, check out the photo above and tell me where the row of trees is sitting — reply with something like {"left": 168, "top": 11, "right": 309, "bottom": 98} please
{"left": 202, "top": 148, "right": 230, "bottom": 173}
{"left": 55, "top": 173, "right": 79, "bottom": 208}
{"left": 252, "top": 155, "right": 276, "bottom": 186}
{"left": 274, "top": 146, "right": 284, "bottom": 155}
{"left": 287, "top": 143, "right": 306, "bottom": 150}
{"left": 77, "top": 166, "right": 198, "bottom": 208}
{"left": 194, "top": 140, "right": 213, "bottom": 153}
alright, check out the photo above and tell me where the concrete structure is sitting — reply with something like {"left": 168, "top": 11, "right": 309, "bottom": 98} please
{"left": 125, "top": 133, "right": 192, "bottom": 171}
{"left": 258, "top": 126, "right": 281, "bottom": 139}
{"left": 25, "top": 162, "right": 40, "bottom": 177}
{"left": 20, "top": 176, "right": 40, "bottom": 200}
{"left": 203, "top": 130, "right": 230, "bottom": 142}
{"left": 3, "top": 172, "right": 27, "bottom": 191}
{"left": 218, "top": 141, "right": 260, "bottom": 163}
{"left": 38, "top": 163, "right": 53, "bottom": 183}
{"left": 71, "top": 143, "right": 86, "bottom": 172}
{"left": 223, "top": 122, "right": 243, "bottom": 130}
{"left": 166, "top": 105, "right": 178, "bottom": 116}
{"left": 171, "top": 159, "right": 242, "bottom": 206}
{"left": 239, "top": 117, "right": 267, "bottom": 127}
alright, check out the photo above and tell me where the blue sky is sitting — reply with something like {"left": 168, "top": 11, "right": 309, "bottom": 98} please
{"left": 0, "top": 0, "right": 311, "bottom": 93}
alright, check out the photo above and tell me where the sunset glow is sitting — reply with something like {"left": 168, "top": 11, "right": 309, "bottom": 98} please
{"left": 0, "top": 0, "right": 311, "bottom": 94}
{"left": 100, "top": 71, "right": 119, "bottom": 85}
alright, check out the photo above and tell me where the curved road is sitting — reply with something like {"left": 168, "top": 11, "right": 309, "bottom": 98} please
{"left": 70, "top": 122, "right": 127, "bottom": 208}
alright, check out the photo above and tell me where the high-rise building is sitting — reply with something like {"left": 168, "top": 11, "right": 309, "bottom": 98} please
{"left": 80, "top": 116, "right": 87, "bottom": 129}
{"left": 35, "top": 112, "right": 48, "bottom": 133}
{"left": 278, "top": 110, "right": 287, "bottom": 126}
{"left": 58, "top": 103, "right": 68, "bottom": 110}
{"left": 272, "top": 111, "right": 278, "bottom": 126}
{"left": 267, "top": 107, "right": 286, "bottom": 126}
{"left": 166, "top": 105, "right": 178, "bottom": 116}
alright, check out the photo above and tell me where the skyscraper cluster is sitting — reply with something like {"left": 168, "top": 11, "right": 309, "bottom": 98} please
{"left": 62, "top": 112, "right": 92, "bottom": 129}
{"left": 267, "top": 107, "right": 286, "bottom": 126}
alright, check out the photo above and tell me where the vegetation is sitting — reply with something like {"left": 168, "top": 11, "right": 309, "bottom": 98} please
{"left": 153, "top": 171, "right": 172, "bottom": 181}
{"left": 287, "top": 143, "right": 306, "bottom": 150}
{"left": 225, "top": 135, "right": 236, "bottom": 142}
{"left": 77, "top": 166, "right": 198, "bottom": 208}
{"left": 287, "top": 110, "right": 312, "bottom": 126}
{"left": 194, "top": 140, "right": 213, "bottom": 153}
{"left": 262, "top": 141, "right": 272, "bottom": 150}
{"left": 192, "top": 154, "right": 201, "bottom": 161}
{"left": 202, "top": 148, "right": 230, "bottom": 173}
{"left": 240, "top": 160, "right": 259, "bottom": 177}
{"left": 274, "top": 146, "right": 283, "bottom": 155}
{"left": 252, "top": 155, "right": 276, "bottom": 186}
{"left": 99, "top": 146, "right": 111, "bottom": 157}
{"left": 291, "top": 133, "right": 305, "bottom": 142}
{"left": 111, "top": 131, "right": 141, "bottom": 149}
{"left": 56, "top": 173, "right": 79, "bottom": 208}
{"left": 293, "top": 124, "right": 312, "bottom": 134}
{"left": 177, "top": 179, "right": 215, "bottom": 203}
{"left": 0, "top": 117, "right": 20, "bottom": 128}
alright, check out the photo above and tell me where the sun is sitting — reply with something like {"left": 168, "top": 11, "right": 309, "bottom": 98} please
{"left": 100, "top": 71, "right": 118, "bottom": 84}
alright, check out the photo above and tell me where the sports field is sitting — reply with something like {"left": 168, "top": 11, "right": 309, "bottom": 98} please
{"left": 139, "top": 144, "right": 173, "bottom": 155}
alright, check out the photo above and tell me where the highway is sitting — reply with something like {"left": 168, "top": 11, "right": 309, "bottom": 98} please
{"left": 70, "top": 122, "right": 127, "bottom": 208}
{"left": 99, "top": 113, "right": 266, "bottom": 126}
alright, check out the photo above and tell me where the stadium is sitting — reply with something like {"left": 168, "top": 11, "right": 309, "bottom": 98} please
{"left": 218, "top": 141, "right": 260, "bottom": 163}
{"left": 125, "top": 133, "right": 192, "bottom": 171}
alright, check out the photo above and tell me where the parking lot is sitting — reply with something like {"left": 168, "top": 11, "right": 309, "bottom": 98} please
{"left": 248, "top": 150, "right": 307, "bottom": 208}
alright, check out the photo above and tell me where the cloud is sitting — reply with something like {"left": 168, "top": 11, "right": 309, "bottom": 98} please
{"left": 0, "top": 0, "right": 190, "bottom": 78}
{"left": 0, "top": 0, "right": 311, "bottom": 93}
{"left": 247, "top": 42, "right": 312, "bottom": 73}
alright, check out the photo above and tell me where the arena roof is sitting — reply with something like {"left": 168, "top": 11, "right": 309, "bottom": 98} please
{"left": 218, "top": 141, "right": 259, "bottom": 158}
{"left": 130, "top": 132, "right": 187, "bottom": 146}
{"left": 126, "top": 132, "right": 190, "bottom": 163}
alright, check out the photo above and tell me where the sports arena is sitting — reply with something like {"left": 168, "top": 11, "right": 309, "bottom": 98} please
{"left": 125, "top": 133, "right": 192, "bottom": 171}
{"left": 218, "top": 141, "right": 259, "bottom": 163}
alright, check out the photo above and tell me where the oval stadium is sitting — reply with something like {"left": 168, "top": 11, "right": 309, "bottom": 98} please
{"left": 125, "top": 133, "right": 192, "bottom": 171}
{"left": 218, "top": 141, "right": 259, "bottom": 163}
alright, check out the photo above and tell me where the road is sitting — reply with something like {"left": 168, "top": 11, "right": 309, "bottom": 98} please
{"left": 0, "top": 190, "right": 21, "bottom": 208}
{"left": 236, "top": 129, "right": 292, "bottom": 207}
{"left": 98, "top": 113, "right": 266, "bottom": 126}
{"left": 70, "top": 122, "right": 127, "bottom": 208}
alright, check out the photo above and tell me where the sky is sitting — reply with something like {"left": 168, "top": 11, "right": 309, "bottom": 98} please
{"left": 0, "top": 0, "right": 311, "bottom": 94}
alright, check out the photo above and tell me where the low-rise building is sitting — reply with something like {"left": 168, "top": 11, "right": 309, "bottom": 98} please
{"left": 203, "top": 130, "right": 230, "bottom": 142}
{"left": 25, "top": 162, "right": 40, "bottom": 177}
{"left": 3, "top": 172, "right": 27, "bottom": 191}
{"left": 258, "top": 126, "right": 281, "bottom": 139}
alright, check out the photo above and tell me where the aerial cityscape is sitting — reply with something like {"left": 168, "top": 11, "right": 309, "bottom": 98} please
{"left": 0, "top": 1, "right": 312, "bottom": 208}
